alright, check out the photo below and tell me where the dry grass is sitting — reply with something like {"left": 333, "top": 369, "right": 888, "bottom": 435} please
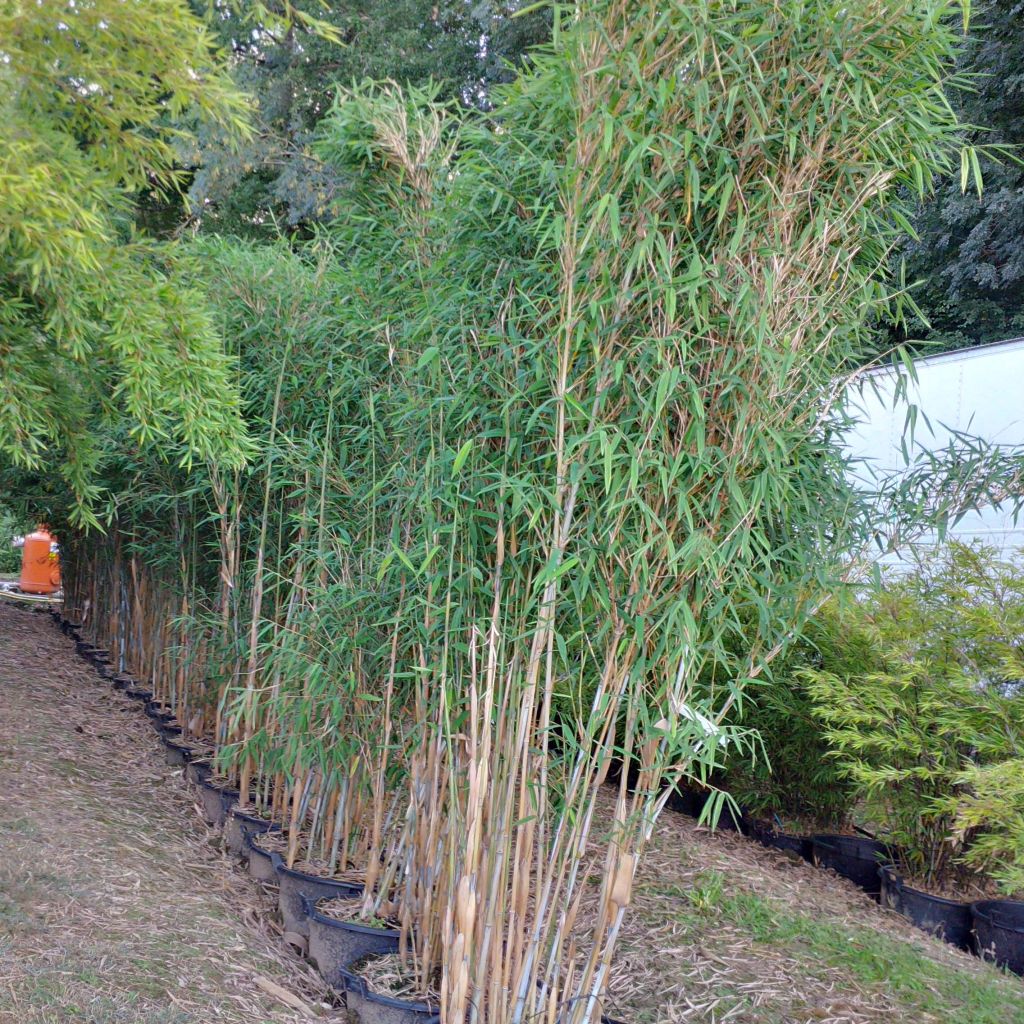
{"left": 0, "top": 604, "right": 342, "bottom": 1024}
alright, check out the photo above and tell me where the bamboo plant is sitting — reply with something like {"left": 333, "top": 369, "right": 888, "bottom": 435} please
{"left": 55, "top": 2, "right": 1023, "bottom": 1021}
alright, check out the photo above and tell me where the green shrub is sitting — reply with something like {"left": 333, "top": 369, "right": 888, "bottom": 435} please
{"left": 803, "top": 544, "right": 1024, "bottom": 888}
{"left": 0, "top": 504, "right": 28, "bottom": 576}
{"left": 950, "top": 759, "right": 1024, "bottom": 897}
{"left": 721, "top": 606, "right": 881, "bottom": 830}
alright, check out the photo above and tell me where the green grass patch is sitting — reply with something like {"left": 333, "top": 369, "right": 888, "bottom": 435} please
{"left": 675, "top": 870, "right": 1024, "bottom": 1024}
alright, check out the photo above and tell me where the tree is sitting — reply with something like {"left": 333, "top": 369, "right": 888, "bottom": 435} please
{"left": 0, "top": 0, "right": 251, "bottom": 522}
{"left": 899, "top": 0, "right": 1024, "bottom": 349}
{"left": 182, "top": 1, "right": 552, "bottom": 233}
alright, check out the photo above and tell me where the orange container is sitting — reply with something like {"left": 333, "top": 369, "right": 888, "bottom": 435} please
{"left": 19, "top": 526, "right": 60, "bottom": 595}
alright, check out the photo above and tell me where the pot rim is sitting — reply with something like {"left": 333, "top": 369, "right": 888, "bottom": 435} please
{"left": 302, "top": 893, "right": 399, "bottom": 936}
{"left": 972, "top": 899, "right": 1024, "bottom": 931}
{"left": 338, "top": 964, "right": 439, "bottom": 1017}
{"left": 276, "top": 860, "right": 365, "bottom": 895}
{"left": 244, "top": 829, "right": 283, "bottom": 867}
{"left": 811, "top": 834, "right": 892, "bottom": 860}
{"left": 880, "top": 864, "right": 973, "bottom": 910}
{"left": 199, "top": 776, "right": 238, "bottom": 797}
{"left": 229, "top": 806, "right": 276, "bottom": 827}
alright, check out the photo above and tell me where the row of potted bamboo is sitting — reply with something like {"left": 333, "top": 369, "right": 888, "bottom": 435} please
{"left": 750, "top": 822, "right": 1024, "bottom": 974}
{"left": 52, "top": 2, "right": 1007, "bottom": 1020}
{"left": 59, "top": 601, "right": 1024, "bottom": 1006}
{"left": 57, "top": 605, "right": 637, "bottom": 1023}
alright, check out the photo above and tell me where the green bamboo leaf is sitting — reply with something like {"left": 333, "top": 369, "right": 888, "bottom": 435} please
{"left": 452, "top": 440, "right": 473, "bottom": 477}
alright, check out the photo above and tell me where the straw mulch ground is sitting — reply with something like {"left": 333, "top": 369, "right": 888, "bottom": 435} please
{"left": 596, "top": 787, "right": 1024, "bottom": 1024}
{"left": 0, "top": 602, "right": 338, "bottom": 1024}
{"left": 2, "top": 601, "right": 1022, "bottom": 1024}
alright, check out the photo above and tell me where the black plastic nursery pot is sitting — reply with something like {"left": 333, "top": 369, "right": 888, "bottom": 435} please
{"left": 749, "top": 821, "right": 812, "bottom": 862}
{"left": 691, "top": 791, "right": 747, "bottom": 833}
{"left": 339, "top": 965, "right": 440, "bottom": 1024}
{"left": 277, "top": 862, "right": 364, "bottom": 937}
{"left": 663, "top": 785, "right": 747, "bottom": 833}
{"left": 150, "top": 716, "right": 175, "bottom": 737}
{"left": 610, "top": 765, "right": 746, "bottom": 833}
{"left": 879, "top": 866, "right": 973, "bottom": 951}
{"left": 185, "top": 758, "right": 213, "bottom": 787}
{"left": 220, "top": 786, "right": 240, "bottom": 815}
{"left": 224, "top": 807, "right": 277, "bottom": 858}
{"left": 197, "top": 777, "right": 225, "bottom": 825}
{"left": 612, "top": 760, "right": 745, "bottom": 833}
{"left": 303, "top": 895, "right": 400, "bottom": 983}
{"left": 972, "top": 899, "right": 1024, "bottom": 976}
{"left": 197, "top": 777, "right": 238, "bottom": 827}
{"left": 664, "top": 787, "right": 703, "bottom": 818}
{"left": 811, "top": 835, "right": 893, "bottom": 899}
{"left": 246, "top": 830, "right": 283, "bottom": 884}
{"left": 530, "top": 978, "right": 626, "bottom": 1023}
{"left": 146, "top": 707, "right": 175, "bottom": 731}
{"left": 605, "top": 757, "right": 641, "bottom": 793}
{"left": 163, "top": 739, "right": 192, "bottom": 768}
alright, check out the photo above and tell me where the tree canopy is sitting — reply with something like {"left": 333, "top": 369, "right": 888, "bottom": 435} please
{"left": 899, "top": 0, "right": 1024, "bottom": 349}
{"left": 182, "top": 1, "right": 552, "bottom": 233}
{"left": 0, "top": 0, "right": 252, "bottom": 522}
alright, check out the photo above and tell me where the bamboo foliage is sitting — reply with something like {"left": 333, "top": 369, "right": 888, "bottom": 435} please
{"left": 57, "top": 2, "right": 1023, "bottom": 1022}
{"left": 406, "top": 3, "right": 979, "bottom": 1019}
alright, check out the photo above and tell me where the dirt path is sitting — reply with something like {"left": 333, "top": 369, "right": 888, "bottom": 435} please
{"left": 0, "top": 603, "right": 335, "bottom": 1024}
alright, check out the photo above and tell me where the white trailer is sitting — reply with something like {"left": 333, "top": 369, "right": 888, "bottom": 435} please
{"left": 844, "top": 337, "right": 1024, "bottom": 568}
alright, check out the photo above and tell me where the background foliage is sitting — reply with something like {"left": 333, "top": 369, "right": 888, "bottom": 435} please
{"left": 718, "top": 609, "right": 877, "bottom": 830}
{"left": 0, "top": 0, "right": 251, "bottom": 521}
{"left": 895, "top": 0, "right": 1024, "bottom": 350}
{"left": 0, "top": 504, "right": 28, "bottom": 575}
{"left": 176, "top": 0, "right": 552, "bottom": 233}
